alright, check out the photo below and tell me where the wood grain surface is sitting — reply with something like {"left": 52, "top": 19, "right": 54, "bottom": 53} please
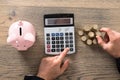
{"left": 1, "top": 0, "right": 120, "bottom": 80}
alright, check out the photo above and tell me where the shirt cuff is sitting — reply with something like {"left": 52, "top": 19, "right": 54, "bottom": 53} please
{"left": 116, "top": 58, "right": 120, "bottom": 73}
{"left": 24, "top": 75, "right": 45, "bottom": 80}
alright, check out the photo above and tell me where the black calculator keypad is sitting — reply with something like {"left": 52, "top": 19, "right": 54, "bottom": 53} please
{"left": 56, "top": 37, "right": 59, "bottom": 40}
{"left": 61, "top": 45, "right": 64, "bottom": 47}
{"left": 65, "top": 33, "right": 69, "bottom": 36}
{"left": 70, "top": 48, "right": 73, "bottom": 51}
{"left": 56, "top": 45, "right": 60, "bottom": 48}
{"left": 56, "top": 49, "right": 58, "bottom": 52}
{"left": 52, "top": 45, "right": 55, "bottom": 48}
{"left": 46, "top": 32, "right": 74, "bottom": 53}
{"left": 47, "top": 37, "right": 50, "bottom": 40}
{"left": 52, "top": 41, "right": 55, "bottom": 44}
{"left": 46, "top": 33, "right": 50, "bottom": 36}
{"left": 47, "top": 41, "right": 50, "bottom": 44}
{"left": 61, "top": 49, "right": 64, "bottom": 52}
{"left": 60, "top": 41, "right": 64, "bottom": 44}
{"left": 69, "top": 33, "right": 73, "bottom": 35}
{"left": 66, "top": 45, "right": 69, "bottom": 47}
{"left": 70, "top": 44, "right": 73, "bottom": 47}
{"left": 56, "top": 41, "right": 59, "bottom": 44}
{"left": 60, "top": 37, "right": 64, "bottom": 40}
{"left": 70, "top": 40, "right": 73, "bottom": 43}
{"left": 52, "top": 37, "right": 55, "bottom": 40}
{"left": 51, "top": 49, "right": 55, "bottom": 52}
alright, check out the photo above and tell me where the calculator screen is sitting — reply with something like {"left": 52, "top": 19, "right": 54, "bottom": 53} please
{"left": 45, "top": 18, "right": 73, "bottom": 26}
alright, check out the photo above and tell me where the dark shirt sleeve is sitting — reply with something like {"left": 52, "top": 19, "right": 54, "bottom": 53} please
{"left": 24, "top": 76, "right": 45, "bottom": 80}
{"left": 116, "top": 58, "right": 120, "bottom": 73}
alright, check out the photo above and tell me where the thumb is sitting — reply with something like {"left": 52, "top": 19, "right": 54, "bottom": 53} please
{"left": 60, "top": 59, "right": 69, "bottom": 74}
{"left": 96, "top": 36, "right": 106, "bottom": 48}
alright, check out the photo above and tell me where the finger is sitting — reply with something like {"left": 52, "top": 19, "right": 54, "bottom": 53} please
{"left": 60, "top": 59, "right": 69, "bottom": 74}
{"left": 96, "top": 36, "right": 106, "bottom": 47}
{"left": 100, "top": 27, "right": 114, "bottom": 37}
{"left": 104, "top": 32, "right": 109, "bottom": 43}
{"left": 58, "top": 48, "right": 69, "bottom": 61}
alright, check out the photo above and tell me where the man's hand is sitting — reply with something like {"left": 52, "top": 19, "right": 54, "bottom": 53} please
{"left": 96, "top": 28, "right": 120, "bottom": 58}
{"left": 37, "top": 48, "right": 70, "bottom": 80}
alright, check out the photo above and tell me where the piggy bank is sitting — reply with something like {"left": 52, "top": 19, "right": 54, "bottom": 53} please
{"left": 7, "top": 20, "right": 36, "bottom": 51}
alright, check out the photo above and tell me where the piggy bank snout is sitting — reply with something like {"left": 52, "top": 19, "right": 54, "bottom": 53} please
{"left": 7, "top": 33, "right": 35, "bottom": 51}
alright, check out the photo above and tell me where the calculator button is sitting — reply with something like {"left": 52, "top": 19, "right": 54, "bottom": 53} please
{"left": 61, "top": 49, "right": 64, "bottom": 51}
{"left": 52, "top": 45, "right": 55, "bottom": 48}
{"left": 66, "top": 45, "right": 69, "bottom": 47}
{"left": 70, "top": 44, "right": 73, "bottom": 47}
{"left": 47, "top": 37, "right": 50, "bottom": 40}
{"left": 70, "top": 37, "right": 73, "bottom": 39}
{"left": 70, "top": 48, "right": 73, "bottom": 51}
{"left": 65, "top": 41, "right": 69, "bottom": 43}
{"left": 56, "top": 41, "right": 59, "bottom": 44}
{"left": 60, "top": 33, "right": 64, "bottom": 36}
{"left": 60, "top": 41, "right": 64, "bottom": 44}
{"left": 56, "top": 45, "right": 60, "bottom": 48}
{"left": 51, "top": 49, "right": 55, "bottom": 52}
{"left": 70, "top": 40, "right": 73, "bottom": 43}
{"left": 52, "top": 37, "right": 55, "bottom": 40}
{"left": 46, "top": 33, "right": 50, "bottom": 36}
{"left": 61, "top": 45, "right": 64, "bottom": 48}
{"left": 65, "top": 37, "right": 69, "bottom": 40}
{"left": 47, "top": 49, "right": 50, "bottom": 52}
{"left": 56, "top": 37, "right": 59, "bottom": 40}
{"left": 60, "top": 37, "right": 64, "bottom": 40}
{"left": 56, "top": 49, "right": 60, "bottom": 52}
{"left": 47, "top": 45, "right": 50, "bottom": 48}
{"left": 65, "top": 33, "right": 68, "bottom": 36}
{"left": 52, "top": 33, "right": 55, "bottom": 36}
{"left": 69, "top": 33, "right": 73, "bottom": 35}
{"left": 52, "top": 41, "right": 55, "bottom": 44}
{"left": 47, "top": 41, "right": 50, "bottom": 44}
{"left": 56, "top": 33, "right": 59, "bottom": 36}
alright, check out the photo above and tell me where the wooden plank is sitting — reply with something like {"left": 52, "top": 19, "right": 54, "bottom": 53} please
{"left": 0, "top": 0, "right": 120, "bottom": 8}
{"left": 0, "top": 5, "right": 120, "bottom": 80}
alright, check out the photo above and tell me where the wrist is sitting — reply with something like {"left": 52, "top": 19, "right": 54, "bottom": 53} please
{"left": 109, "top": 52, "right": 120, "bottom": 58}
{"left": 114, "top": 54, "right": 120, "bottom": 58}
{"left": 37, "top": 73, "right": 48, "bottom": 80}
{"left": 37, "top": 73, "right": 53, "bottom": 80}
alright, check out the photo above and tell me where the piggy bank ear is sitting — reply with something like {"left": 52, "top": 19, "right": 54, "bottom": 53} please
{"left": 24, "top": 33, "right": 35, "bottom": 47}
{"left": 7, "top": 34, "right": 17, "bottom": 44}
{"left": 24, "top": 33, "right": 35, "bottom": 42}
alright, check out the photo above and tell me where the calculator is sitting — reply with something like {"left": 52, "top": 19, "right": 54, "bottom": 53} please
{"left": 44, "top": 13, "right": 75, "bottom": 55}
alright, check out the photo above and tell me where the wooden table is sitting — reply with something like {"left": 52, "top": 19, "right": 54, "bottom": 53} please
{"left": 1, "top": 0, "right": 120, "bottom": 80}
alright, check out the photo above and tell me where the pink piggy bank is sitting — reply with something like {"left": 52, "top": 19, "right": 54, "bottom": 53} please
{"left": 7, "top": 20, "right": 36, "bottom": 51}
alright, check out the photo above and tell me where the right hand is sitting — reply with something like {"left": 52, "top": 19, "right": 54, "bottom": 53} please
{"left": 37, "top": 48, "right": 70, "bottom": 80}
{"left": 96, "top": 27, "right": 120, "bottom": 58}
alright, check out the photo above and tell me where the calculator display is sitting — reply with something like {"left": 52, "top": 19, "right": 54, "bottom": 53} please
{"left": 45, "top": 18, "right": 73, "bottom": 26}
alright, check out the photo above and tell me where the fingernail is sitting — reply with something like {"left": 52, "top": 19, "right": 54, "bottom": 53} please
{"left": 96, "top": 36, "right": 99, "bottom": 38}
{"left": 66, "top": 47, "right": 70, "bottom": 50}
